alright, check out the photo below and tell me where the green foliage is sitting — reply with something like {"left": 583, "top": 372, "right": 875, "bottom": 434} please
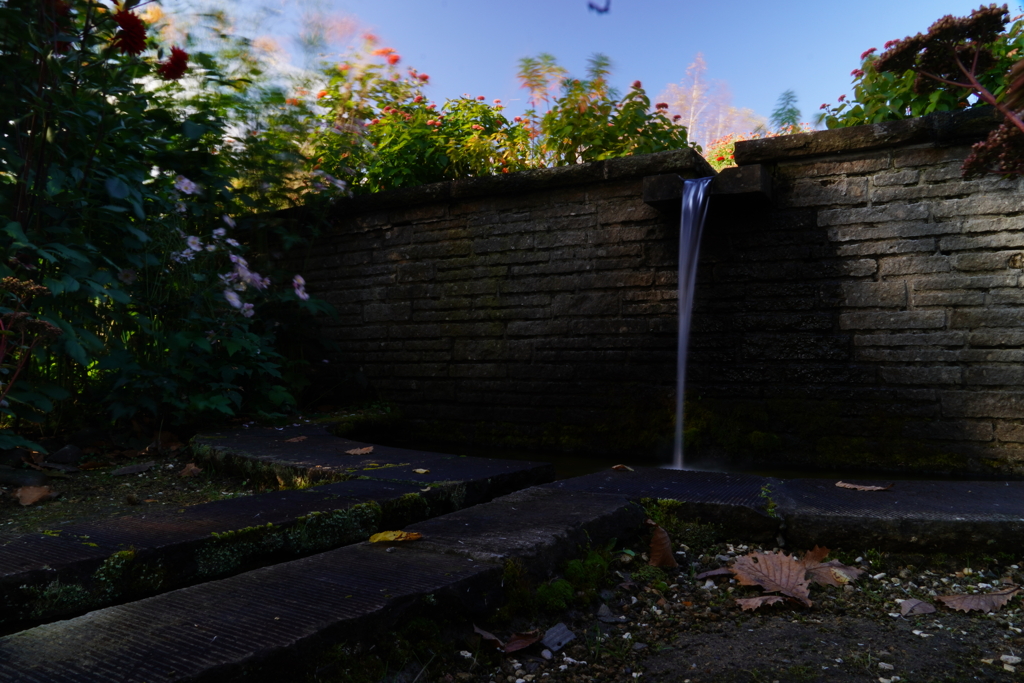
{"left": 536, "top": 578, "right": 575, "bottom": 611}
{"left": 769, "top": 89, "right": 802, "bottom": 131}
{"left": 0, "top": 0, "right": 332, "bottom": 429}
{"left": 820, "top": 9, "right": 1024, "bottom": 129}
{"left": 308, "top": 47, "right": 695, "bottom": 194}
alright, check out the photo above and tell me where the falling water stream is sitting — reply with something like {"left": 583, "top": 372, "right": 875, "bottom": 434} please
{"left": 672, "top": 176, "right": 715, "bottom": 470}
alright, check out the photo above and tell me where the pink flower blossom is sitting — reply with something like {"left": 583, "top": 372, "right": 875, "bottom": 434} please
{"left": 493, "top": 99, "right": 501, "bottom": 104}
{"left": 476, "top": 95, "right": 485, "bottom": 101}
{"left": 631, "top": 80, "right": 641, "bottom": 89}
{"left": 471, "top": 124, "right": 483, "bottom": 130}
{"left": 838, "top": 94, "right": 846, "bottom": 103}
{"left": 820, "top": 103, "right": 828, "bottom": 110}
{"left": 860, "top": 47, "right": 877, "bottom": 60}
{"left": 419, "top": 74, "right": 429, "bottom": 81}
{"left": 850, "top": 69, "right": 865, "bottom": 78}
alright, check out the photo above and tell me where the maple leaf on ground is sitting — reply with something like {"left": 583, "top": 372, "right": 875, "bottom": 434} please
{"left": 731, "top": 550, "right": 812, "bottom": 606}
{"left": 13, "top": 486, "right": 59, "bottom": 506}
{"left": 646, "top": 519, "right": 678, "bottom": 568}
{"left": 504, "top": 630, "right": 541, "bottom": 653}
{"left": 799, "top": 546, "right": 864, "bottom": 587}
{"left": 611, "top": 464, "right": 634, "bottom": 471}
{"left": 835, "top": 481, "right": 893, "bottom": 491}
{"left": 473, "top": 624, "right": 504, "bottom": 651}
{"left": 179, "top": 463, "right": 203, "bottom": 478}
{"left": 285, "top": 436, "right": 308, "bottom": 443}
{"left": 900, "top": 598, "right": 936, "bottom": 616}
{"left": 345, "top": 446, "right": 374, "bottom": 455}
{"left": 368, "top": 530, "right": 423, "bottom": 543}
{"left": 736, "top": 596, "right": 786, "bottom": 611}
{"left": 936, "top": 586, "right": 1020, "bottom": 613}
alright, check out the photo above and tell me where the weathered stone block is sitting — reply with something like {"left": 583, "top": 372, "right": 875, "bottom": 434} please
{"left": 951, "top": 308, "right": 1024, "bottom": 328}
{"left": 988, "top": 289, "right": 1024, "bottom": 305}
{"left": 473, "top": 235, "right": 535, "bottom": 254}
{"left": 776, "top": 155, "right": 890, "bottom": 179}
{"left": 839, "top": 311, "right": 946, "bottom": 330}
{"left": 913, "top": 274, "right": 1018, "bottom": 290}
{"left": 872, "top": 169, "right": 920, "bottom": 187}
{"left": 903, "top": 420, "right": 993, "bottom": 441}
{"left": 995, "top": 421, "right": 1024, "bottom": 442}
{"left": 837, "top": 238, "right": 936, "bottom": 257}
{"left": 952, "top": 251, "right": 1019, "bottom": 272}
{"left": 853, "top": 332, "right": 966, "bottom": 346}
{"left": 878, "top": 255, "right": 950, "bottom": 277}
{"left": 913, "top": 290, "right": 986, "bottom": 306}
{"left": 964, "top": 366, "right": 1024, "bottom": 385}
{"left": 363, "top": 302, "right": 412, "bottom": 322}
{"left": 940, "top": 232, "right": 1024, "bottom": 251}
{"left": 941, "top": 391, "right": 1024, "bottom": 419}
{"left": 782, "top": 177, "right": 868, "bottom": 207}
{"left": 818, "top": 203, "right": 929, "bottom": 227}
{"left": 828, "top": 220, "right": 960, "bottom": 243}
{"left": 841, "top": 282, "right": 907, "bottom": 308}
{"left": 879, "top": 367, "right": 961, "bottom": 384}
{"left": 932, "top": 196, "right": 1024, "bottom": 219}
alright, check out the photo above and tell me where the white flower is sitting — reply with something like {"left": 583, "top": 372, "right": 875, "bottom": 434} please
{"left": 223, "top": 290, "right": 242, "bottom": 309}
{"left": 174, "top": 175, "right": 199, "bottom": 195}
{"left": 222, "top": 215, "right": 236, "bottom": 228}
{"left": 205, "top": 244, "right": 217, "bottom": 252}
{"left": 186, "top": 236, "right": 202, "bottom": 251}
{"left": 241, "top": 303, "right": 255, "bottom": 318}
{"left": 213, "top": 227, "right": 227, "bottom": 239}
{"left": 292, "top": 275, "right": 306, "bottom": 287}
{"left": 226, "top": 238, "right": 240, "bottom": 247}
{"left": 175, "top": 201, "right": 187, "bottom": 213}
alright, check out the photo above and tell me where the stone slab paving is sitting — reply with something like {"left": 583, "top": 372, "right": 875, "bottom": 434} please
{"left": 0, "top": 428, "right": 553, "bottom": 628}
{"left": 543, "top": 466, "right": 1024, "bottom": 552}
{"left": 0, "top": 488, "right": 644, "bottom": 683}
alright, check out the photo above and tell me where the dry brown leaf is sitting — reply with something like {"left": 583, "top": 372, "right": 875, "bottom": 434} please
{"left": 936, "top": 586, "right": 1020, "bottom": 613}
{"left": 695, "top": 567, "right": 733, "bottom": 580}
{"left": 835, "top": 481, "right": 893, "bottom": 491}
{"left": 285, "top": 436, "right": 308, "bottom": 443}
{"left": 504, "top": 630, "right": 541, "bottom": 653}
{"left": 648, "top": 524, "right": 678, "bottom": 568}
{"left": 179, "top": 463, "right": 203, "bottom": 478}
{"left": 412, "top": 468, "right": 430, "bottom": 474}
{"left": 799, "top": 547, "right": 864, "bottom": 587}
{"left": 368, "top": 530, "right": 423, "bottom": 543}
{"left": 13, "top": 486, "right": 58, "bottom": 506}
{"left": 736, "top": 596, "right": 786, "bottom": 611}
{"left": 473, "top": 624, "right": 504, "bottom": 651}
{"left": 611, "top": 464, "right": 634, "bottom": 471}
{"left": 346, "top": 446, "right": 374, "bottom": 455}
{"left": 731, "top": 551, "right": 812, "bottom": 606}
{"left": 900, "top": 598, "right": 936, "bottom": 616}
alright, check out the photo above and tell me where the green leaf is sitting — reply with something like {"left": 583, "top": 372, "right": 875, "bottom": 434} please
{"left": 183, "top": 121, "right": 207, "bottom": 139}
{"left": 105, "top": 177, "right": 130, "bottom": 199}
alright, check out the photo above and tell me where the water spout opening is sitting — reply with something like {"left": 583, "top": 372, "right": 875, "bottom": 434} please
{"left": 672, "top": 175, "right": 714, "bottom": 470}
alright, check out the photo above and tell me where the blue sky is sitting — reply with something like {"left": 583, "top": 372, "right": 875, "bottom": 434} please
{"left": 313, "top": 0, "right": 1019, "bottom": 125}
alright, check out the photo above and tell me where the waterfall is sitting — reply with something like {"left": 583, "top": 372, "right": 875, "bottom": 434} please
{"left": 672, "top": 175, "right": 714, "bottom": 470}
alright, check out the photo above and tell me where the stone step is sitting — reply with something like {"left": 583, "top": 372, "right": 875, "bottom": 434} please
{"left": 0, "top": 426, "right": 553, "bottom": 629}
{"left": 0, "top": 487, "right": 644, "bottom": 683}
{"left": 543, "top": 467, "right": 1024, "bottom": 552}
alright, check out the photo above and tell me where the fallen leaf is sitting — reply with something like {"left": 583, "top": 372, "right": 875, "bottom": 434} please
{"left": 731, "top": 550, "right": 812, "bottom": 606}
{"left": 13, "top": 486, "right": 58, "bottom": 506}
{"left": 369, "top": 530, "right": 423, "bottom": 543}
{"left": 111, "top": 461, "right": 155, "bottom": 476}
{"left": 143, "top": 499, "right": 158, "bottom": 503}
{"left": 736, "top": 596, "right": 785, "bottom": 611}
{"left": 900, "top": 598, "right": 936, "bottom": 616}
{"left": 346, "top": 446, "right": 374, "bottom": 455}
{"left": 835, "top": 481, "right": 893, "bottom": 491}
{"left": 504, "top": 630, "right": 541, "bottom": 653}
{"left": 412, "top": 468, "right": 430, "bottom": 474}
{"left": 78, "top": 461, "right": 111, "bottom": 470}
{"left": 648, "top": 524, "right": 678, "bottom": 568}
{"left": 179, "top": 463, "right": 203, "bottom": 478}
{"left": 937, "top": 586, "right": 1020, "bottom": 613}
{"left": 473, "top": 624, "right": 504, "bottom": 651}
{"left": 611, "top": 464, "right": 634, "bottom": 471}
{"left": 285, "top": 436, "right": 308, "bottom": 443}
{"left": 798, "top": 547, "right": 864, "bottom": 587}
{"left": 695, "top": 567, "right": 733, "bottom": 580}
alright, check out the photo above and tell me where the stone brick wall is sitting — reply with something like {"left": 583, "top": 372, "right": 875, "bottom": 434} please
{"left": 688, "top": 107, "right": 1024, "bottom": 475}
{"left": 293, "top": 150, "right": 712, "bottom": 454}
{"left": 293, "top": 108, "right": 1024, "bottom": 474}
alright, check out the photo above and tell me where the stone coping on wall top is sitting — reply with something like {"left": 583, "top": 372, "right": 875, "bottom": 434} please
{"left": 318, "top": 146, "right": 715, "bottom": 218}
{"left": 733, "top": 106, "right": 1000, "bottom": 166}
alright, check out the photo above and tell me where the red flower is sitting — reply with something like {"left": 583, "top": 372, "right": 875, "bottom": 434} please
{"left": 820, "top": 103, "right": 828, "bottom": 110}
{"left": 317, "top": 89, "right": 328, "bottom": 99}
{"left": 157, "top": 46, "right": 189, "bottom": 80}
{"left": 655, "top": 102, "right": 668, "bottom": 109}
{"left": 419, "top": 73, "right": 429, "bottom": 82}
{"left": 716, "top": 156, "right": 725, "bottom": 162}
{"left": 837, "top": 94, "right": 846, "bottom": 102}
{"left": 850, "top": 69, "right": 865, "bottom": 78}
{"left": 631, "top": 80, "right": 642, "bottom": 89}
{"left": 285, "top": 98, "right": 300, "bottom": 106}
{"left": 387, "top": 53, "right": 400, "bottom": 65}
{"left": 112, "top": 10, "right": 147, "bottom": 56}
{"left": 477, "top": 95, "right": 485, "bottom": 101}
{"left": 884, "top": 39, "right": 899, "bottom": 50}
{"left": 860, "top": 47, "right": 877, "bottom": 60}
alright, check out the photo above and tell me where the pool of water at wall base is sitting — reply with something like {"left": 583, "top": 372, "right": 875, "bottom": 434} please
{"left": 354, "top": 436, "right": 993, "bottom": 482}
